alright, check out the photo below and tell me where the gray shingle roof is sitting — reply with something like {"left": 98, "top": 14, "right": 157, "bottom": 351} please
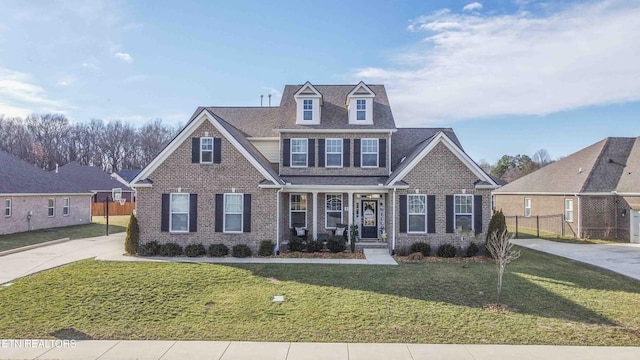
{"left": 206, "top": 107, "right": 281, "bottom": 138}
{"left": 391, "top": 128, "right": 461, "bottom": 171}
{"left": 116, "top": 169, "right": 141, "bottom": 183}
{"left": 494, "top": 137, "right": 640, "bottom": 194}
{"left": 54, "top": 162, "right": 134, "bottom": 193}
{"left": 0, "top": 151, "right": 88, "bottom": 194}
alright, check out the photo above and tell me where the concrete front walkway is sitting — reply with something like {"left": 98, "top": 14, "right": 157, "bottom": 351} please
{"left": 512, "top": 238, "right": 640, "bottom": 281}
{"left": 0, "top": 340, "right": 638, "bottom": 360}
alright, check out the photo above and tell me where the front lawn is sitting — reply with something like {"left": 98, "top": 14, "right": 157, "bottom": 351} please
{"left": 0, "top": 248, "right": 638, "bottom": 345}
{"left": 0, "top": 216, "right": 129, "bottom": 252}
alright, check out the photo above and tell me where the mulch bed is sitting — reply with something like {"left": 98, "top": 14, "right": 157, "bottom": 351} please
{"left": 394, "top": 255, "right": 492, "bottom": 263}
{"left": 274, "top": 251, "right": 365, "bottom": 259}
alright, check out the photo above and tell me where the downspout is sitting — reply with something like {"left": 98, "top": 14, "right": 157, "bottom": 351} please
{"left": 276, "top": 187, "right": 283, "bottom": 252}
{"left": 392, "top": 187, "right": 397, "bottom": 254}
{"left": 577, "top": 194, "right": 582, "bottom": 238}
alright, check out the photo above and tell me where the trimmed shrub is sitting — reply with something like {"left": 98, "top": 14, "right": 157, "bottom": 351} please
{"left": 138, "top": 241, "right": 160, "bottom": 256}
{"left": 288, "top": 237, "right": 305, "bottom": 252}
{"left": 306, "top": 239, "right": 324, "bottom": 253}
{"left": 185, "top": 244, "right": 206, "bottom": 257}
{"left": 258, "top": 240, "right": 275, "bottom": 257}
{"left": 395, "top": 246, "right": 410, "bottom": 256}
{"left": 232, "top": 244, "right": 252, "bottom": 258}
{"left": 466, "top": 242, "right": 480, "bottom": 257}
{"left": 410, "top": 242, "right": 431, "bottom": 257}
{"left": 124, "top": 214, "right": 139, "bottom": 255}
{"left": 327, "top": 236, "right": 346, "bottom": 253}
{"left": 437, "top": 243, "right": 457, "bottom": 258}
{"left": 159, "top": 243, "right": 183, "bottom": 257}
{"left": 486, "top": 210, "right": 508, "bottom": 258}
{"left": 208, "top": 243, "right": 229, "bottom": 257}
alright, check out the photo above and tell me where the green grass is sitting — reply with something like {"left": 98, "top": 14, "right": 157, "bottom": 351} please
{"left": 0, "top": 216, "right": 129, "bottom": 252}
{"left": 0, "top": 248, "right": 639, "bottom": 344}
{"left": 509, "top": 226, "right": 626, "bottom": 244}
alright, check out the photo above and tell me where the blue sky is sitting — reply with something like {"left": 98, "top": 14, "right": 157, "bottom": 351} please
{"left": 0, "top": 0, "right": 639, "bottom": 163}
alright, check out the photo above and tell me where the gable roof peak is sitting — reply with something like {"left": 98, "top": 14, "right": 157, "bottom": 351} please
{"left": 346, "top": 81, "right": 376, "bottom": 103}
{"left": 294, "top": 81, "right": 323, "bottom": 99}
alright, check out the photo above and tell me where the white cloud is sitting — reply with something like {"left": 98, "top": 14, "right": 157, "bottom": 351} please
{"left": 463, "top": 2, "right": 483, "bottom": 12}
{"left": 0, "top": 67, "right": 69, "bottom": 117}
{"left": 114, "top": 52, "right": 133, "bottom": 63}
{"left": 58, "top": 76, "right": 77, "bottom": 86}
{"left": 355, "top": 0, "right": 640, "bottom": 125}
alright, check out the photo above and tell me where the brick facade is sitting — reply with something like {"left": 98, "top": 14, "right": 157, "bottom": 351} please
{"left": 0, "top": 195, "right": 91, "bottom": 235}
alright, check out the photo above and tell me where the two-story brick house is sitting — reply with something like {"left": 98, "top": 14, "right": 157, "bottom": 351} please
{"left": 131, "top": 82, "right": 500, "bottom": 254}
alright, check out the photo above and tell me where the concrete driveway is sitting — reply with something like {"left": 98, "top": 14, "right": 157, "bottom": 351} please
{"left": 0, "top": 233, "right": 125, "bottom": 284}
{"left": 512, "top": 238, "right": 640, "bottom": 281}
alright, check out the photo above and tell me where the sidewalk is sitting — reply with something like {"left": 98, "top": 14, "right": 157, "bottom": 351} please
{"left": 1, "top": 340, "right": 638, "bottom": 360}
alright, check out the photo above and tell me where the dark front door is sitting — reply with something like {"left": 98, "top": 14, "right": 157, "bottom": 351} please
{"left": 361, "top": 200, "right": 378, "bottom": 239}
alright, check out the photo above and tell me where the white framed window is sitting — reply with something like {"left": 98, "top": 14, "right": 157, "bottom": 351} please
{"left": 454, "top": 194, "right": 473, "bottom": 231}
{"left": 565, "top": 198, "right": 574, "bottom": 222}
{"left": 356, "top": 99, "right": 366, "bottom": 120}
{"left": 361, "top": 138, "right": 378, "bottom": 167}
{"left": 48, "top": 198, "right": 55, "bottom": 217}
{"left": 408, "top": 194, "right": 427, "bottom": 233}
{"left": 63, "top": 198, "right": 70, "bottom": 216}
{"left": 291, "top": 138, "right": 308, "bottom": 167}
{"left": 290, "top": 194, "right": 307, "bottom": 228}
{"left": 325, "top": 138, "right": 343, "bottom": 167}
{"left": 224, "top": 193, "right": 243, "bottom": 233}
{"left": 200, "top": 137, "right": 213, "bottom": 163}
{"left": 325, "top": 194, "right": 343, "bottom": 229}
{"left": 170, "top": 193, "right": 190, "bottom": 233}
{"left": 524, "top": 198, "right": 531, "bottom": 218}
{"left": 4, "top": 199, "right": 11, "bottom": 217}
{"left": 303, "top": 99, "right": 313, "bottom": 120}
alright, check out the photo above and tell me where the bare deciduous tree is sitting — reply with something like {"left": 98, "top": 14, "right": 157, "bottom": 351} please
{"left": 486, "top": 229, "right": 521, "bottom": 304}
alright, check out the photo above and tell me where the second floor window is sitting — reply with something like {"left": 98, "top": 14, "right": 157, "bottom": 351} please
{"left": 356, "top": 99, "right": 366, "bottom": 120}
{"left": 201, "top": 137, "right": 213, "bottom": 163}
{"left": 291, "top": 138, "right": 308, "bottom": 167}
{"left": 303, "top": 99, "right": 313, "bottom": 120}
{"left": 361, "top": 138, "right": 378, "bottom": 167}
{"left": 326, "top": 138, "right": 343, "bottom": 167}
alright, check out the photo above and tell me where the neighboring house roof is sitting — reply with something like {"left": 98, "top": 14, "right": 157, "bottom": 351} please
{"left": 0, "top": 151, "right": 88, "bottom": 194}
{"left": 494, "top": 137, "right": 640, "bottom": 194}
{"left": 54, "top": 162, "right": 134, "bottom": 193}
{"left": 116, "top": 169, "right": 141, "bottom": 184}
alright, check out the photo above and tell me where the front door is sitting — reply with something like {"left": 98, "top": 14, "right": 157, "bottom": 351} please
{"left": 632, "top": 210, "right": 640, "bottom": 244}
{"left": 361, "top": 200, "right": 378, "bottom": 239}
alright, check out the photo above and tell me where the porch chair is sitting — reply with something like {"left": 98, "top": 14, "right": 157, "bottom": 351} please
{"left": 334, "top": 223, "right": 348, "bottom": 242}
{"left": 291, "top": 223, "right": 308, "bottom": 242}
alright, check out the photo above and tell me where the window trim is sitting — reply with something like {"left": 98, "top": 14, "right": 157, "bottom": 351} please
{"left": 169, "top": 193, "right": 190, "bottom": 233}
{"left": 360, "top": 138, "right": 379, "bottom": 168}
{"left": 63, "top": 197, "right": 70, "bottom": 216}
{"left": 407, "top": 194, "right": 427, "bottom": 234}
{"left": 4, "top": 199, "right": 11, "bottom": 218}
{"left": 325, "top": 138, "right": 343, "bottom": 168}
{"left": 524, "top": 197, "right": 532, "bottom": 218}
{"left": 200, "top": 137, "right": 214, "bottom": 164}
{"left": 290, "top": 138, "right": 308, "bottom": 168}
{"left": 289, "top": 193, "right": 307, "bottom": 228}
{"left": 48, "top": 198, "right": 55, "bottom": 217}
{"left": 454, "top": 194, "right": 474, "bottom": 232}
{"left": 565, "top": 198, "right": 574, "bottom": 222}
{"left": 325, "top": 194, "right": 343, "bottom": 229}
{"left": 356, "top": 99, "right": 366, "bottom": 120}
{"left": 223, "top": 193, "right": 244, "bottom": 233}
{"left": 303, "top": 99, "right": 313, "bottom": 121}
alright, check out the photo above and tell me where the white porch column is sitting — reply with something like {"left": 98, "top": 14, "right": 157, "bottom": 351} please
{"left": 348, "top": 191, "right": 354, "bottom": 242}
{"left": 312, "top": 191, "right": 318, "bottom": 240}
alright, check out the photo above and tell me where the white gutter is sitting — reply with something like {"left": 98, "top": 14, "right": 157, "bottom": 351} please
{"left": 577, "top": 194, "right": 582, "bottom": 238}
{"left": 392, "top": 187, "right": 397, "bottom": 254}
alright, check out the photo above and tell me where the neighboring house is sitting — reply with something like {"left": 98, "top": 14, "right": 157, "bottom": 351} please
{"left": 0, "top": 151, "right": 92, "bottom": 235}
{"left": 131, "top": 82, "right": 500, "bottom": 253}
{"left": 112, "top": 169, "right": 141, "bottom": 188}
{"left": 54, "top": 162, "right": 135, "bottom": 203}
{"left": 493, "top": 137, "right": 640, "bottom": 243}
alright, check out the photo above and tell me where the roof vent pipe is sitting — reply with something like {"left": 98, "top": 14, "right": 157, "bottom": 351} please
{"left": 260, "top": 95, "right": 263, "bottom": 107}
{"left": 268, "top": 94, "right": 272, "bottom": 107}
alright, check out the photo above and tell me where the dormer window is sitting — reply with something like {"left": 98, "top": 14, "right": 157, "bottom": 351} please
{"left": 303, "top": 100, "right": 313, "bottom": 120}
{"left": 347, "top": 81, "right": 375, "bottom": 125}
{"left": 356, "top": 100, "right": 366, "bottom": 120}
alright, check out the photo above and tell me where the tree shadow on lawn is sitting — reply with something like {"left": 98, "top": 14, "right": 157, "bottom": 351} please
{"left": 228, "top": 249, "right": 639, "bottom": 327}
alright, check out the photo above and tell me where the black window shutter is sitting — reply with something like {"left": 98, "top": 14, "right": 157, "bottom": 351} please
{"left": 308, "top": 139, "right": 315, "bottom": 167}
{"left": 283, "top": 139, "right": 290, "bottom": 167}
{"left": 191, "top": 138, "right": 200, "bottom": 163}
{"left": 354, "top": 139, "right": 361, "bottom": 167}
{"left": 379, "top": 138, "right": 386, "bottom": 168}
{"left": 427, "top": 195, "right": 436, "bottom": 233}
{"left": 399, "top": 195, "right": 407, "bottom": 233}
{"left": 445, "top": 195, "right": 454, "bottom": 233}
{"left": 213, "top": 138, "right": 222, "bottom": 164}
{"left": 343, "top": 139, "right": 350, "bottom": 167}
{"left": 215, "top": 194, "right": 223, "bottom": 232}
{"left": 189, "top": 194, "right": 198, "bottom": 232}
{"left": 318, "top": 139, "right": 325, "bottom": 167}
{"left": 243, "top": 194, "right": 251, "bottom": 233}
{"left": 161, "top": 193, "right": 170, "bottom": 232}
{"left": 474, "top": 195, "right": 483, "bottom": 235}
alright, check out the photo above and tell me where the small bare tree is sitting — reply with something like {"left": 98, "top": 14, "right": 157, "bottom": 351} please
{"left": 486, "top": 229, "right": 521, "bottom": 304}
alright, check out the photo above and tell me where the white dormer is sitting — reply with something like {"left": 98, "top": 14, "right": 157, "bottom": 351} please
{"left": 294, "top": 81, "right": 323, "bottom": 125}
{"left": 347, "top": 81, "right": 375, "bottom": 125}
